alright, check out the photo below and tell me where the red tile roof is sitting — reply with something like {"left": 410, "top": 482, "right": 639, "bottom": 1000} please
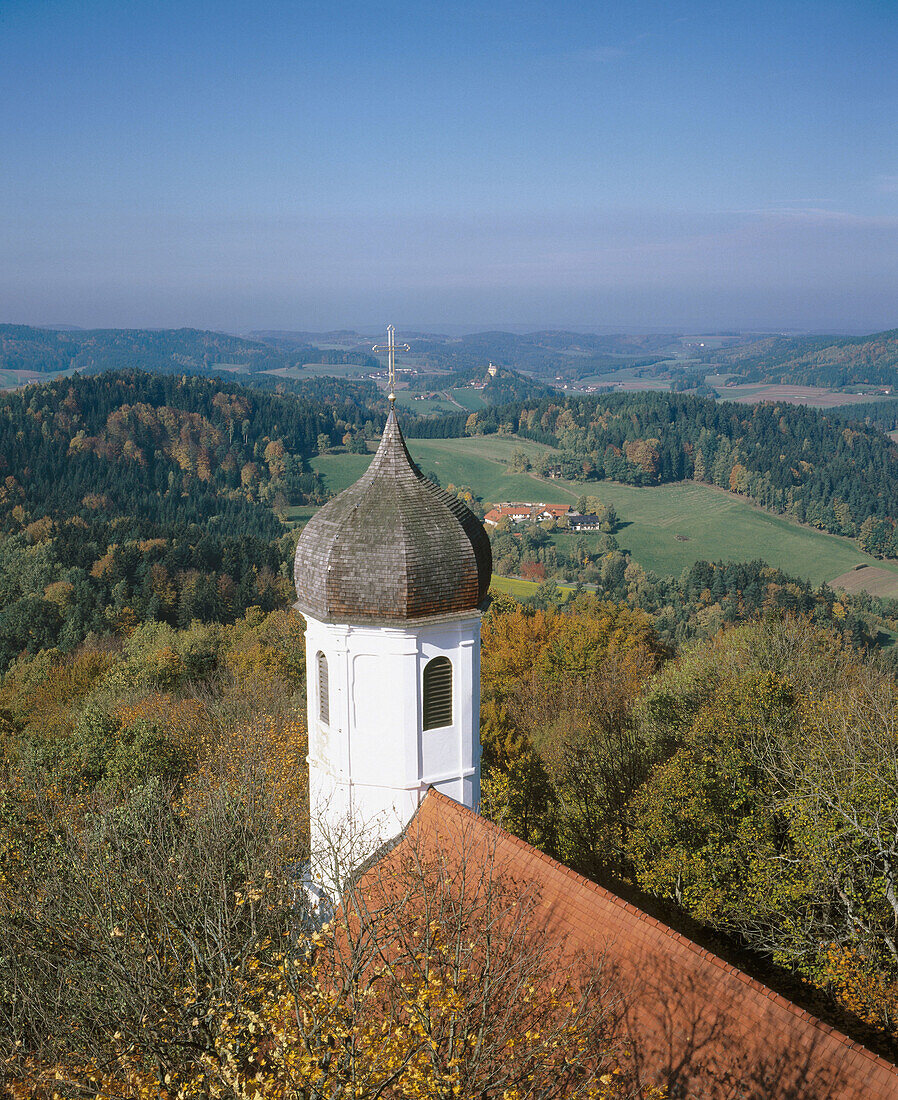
{"left": 484, "top": 502, "right": 572, "bottom": 525}
{"left": 391, "top": 790, "right": 898, "bottom": 1100}
{"left": 487, "top": 503, "right": 536, "bottom": 519}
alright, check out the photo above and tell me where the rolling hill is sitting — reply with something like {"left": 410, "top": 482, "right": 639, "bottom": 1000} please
{"left": 0, "top": 324, "right": 384, "bottom": 378}
{"left": 703, "top": 328, "right": 898, "bottom": 388}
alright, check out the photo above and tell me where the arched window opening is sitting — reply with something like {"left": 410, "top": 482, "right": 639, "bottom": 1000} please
{"left": 423, "top": 656, "right": 452, "bottom": 731}
{"left": 317, "top": 651, "right": 329, "bottom": 724}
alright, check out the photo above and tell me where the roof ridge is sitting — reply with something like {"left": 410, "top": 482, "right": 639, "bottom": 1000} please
{"left": 418, "top": 789, "right": 898, "bottom": 1077}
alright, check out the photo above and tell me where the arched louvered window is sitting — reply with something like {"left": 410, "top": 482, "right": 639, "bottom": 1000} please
{"left": 423, "top": 656, "right": 452, "bottom": 731}
{"left": 317, "top": 651, "right": 329, "bottom": 724}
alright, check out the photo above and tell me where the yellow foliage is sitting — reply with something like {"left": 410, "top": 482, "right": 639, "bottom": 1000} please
{"left": 2, "top": 863, "right": 657, "bottom": 1100}
{"left": 90, "top": 547, "right": 117, "bottom": 579}
{"left": 25, "top": 516, "right": 55, "bottom": 543}
{"left": 42, "top": 580, "right": 74, "bottom": 607}
{"left": 0, "top": 645, "right": 118, "bottom": 747}
{"left": 148, "top": 644, "right": 183, "bottom": 688}
{"left": 114, "top": 692, "right": 208, "bottom": 763}
{"left": 823, "top": 944, "right": 898, "bottom": 1033}
{"left": 185, "top": 713, "right": 309, "bottom": 863}
{"left": 225, "top": 642, "right": 294, "bottom": 689}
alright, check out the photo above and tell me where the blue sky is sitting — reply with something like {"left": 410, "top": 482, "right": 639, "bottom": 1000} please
{"left": 1, "top": 0, "right": 896, "bottom": 332}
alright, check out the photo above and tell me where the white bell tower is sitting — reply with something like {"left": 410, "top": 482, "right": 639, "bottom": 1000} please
{"left": 293, "top": 332, "right": 492, "bottom": 893}
{"left": 301, "top": 611, "right": 481, "bottom": 888}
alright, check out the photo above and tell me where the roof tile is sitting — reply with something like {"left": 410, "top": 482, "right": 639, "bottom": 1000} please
{"left": 392, "top": 790, "right": 898, "bottom": 1100}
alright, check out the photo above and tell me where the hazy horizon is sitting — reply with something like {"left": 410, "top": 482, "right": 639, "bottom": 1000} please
{"left": 3, "top": 1, "right": 897, "bottom": 334}
{"left": 6, "top": 319, "right": 883, "bottom": 341}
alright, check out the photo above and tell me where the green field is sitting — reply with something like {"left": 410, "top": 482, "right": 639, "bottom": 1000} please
{"left": 282, "top": 503, "right": 319, "bottom": 525}
{"left": 489, "top": 574, "right": 573, "bottom": 598}
{"left": 447, "top": 387, "right": 488, "bottom": 411}
{"left": 575, "top": 364, "right": 673, "bottom": 389}
{"left": 311, "top": 452, "right": 375, "bottom": 494}
{"left": 394, "top": 387, "right": 487, "bottom": 415}
{"left": 309, "top": 434, "right": 898, "bottom": 589}
{"left": 264, "top": 362, "right": 372, "bottom": 379}
{"left": 552, "top": 482, "right": 898, "bottom": 587}
{"left": 393, "top": 391, "right": 459, "bottom": 416}
{"left": 312, "top": 436, "right": 559, "bottom": 500}
{"left": 0, "top": 368, "right": 75, "bottom": 391}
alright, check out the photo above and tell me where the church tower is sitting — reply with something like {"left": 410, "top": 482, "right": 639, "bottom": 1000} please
{"left": 293, "top": 386, "right": 492, "bottom": 890}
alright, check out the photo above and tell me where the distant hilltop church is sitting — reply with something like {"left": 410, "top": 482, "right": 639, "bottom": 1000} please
{"left": 291, "top": 331, "right": 898, "bottom": 1099}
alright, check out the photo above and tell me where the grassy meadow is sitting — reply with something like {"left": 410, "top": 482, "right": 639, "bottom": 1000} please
{"left": 307, "top": 433, "right": 898, "bottom": 592}
{"left": 560, "top": 481, "right": 898, "bottom": 588}
{"left": 264, "top": 362, "right": 370, "bottom": 379}
{"left": 393, "top": 391, "right": 460, "bottom": 416}
{"left": 489, "top": 574, "right": 573, "bottom": 598}
{"left": 446, "top": 387, "right": 488, "bottom": 411}
{"left": 0, "top": 367, "right": 77, "bottom": 391}
{"left": 393, "top": 387, "right": 488, "bottom": 415}
{"left": 311, "top": 435, "right": 557, "bottom": 498}
{"left": 282, "top": 503, "right": 319, "bottom": 524}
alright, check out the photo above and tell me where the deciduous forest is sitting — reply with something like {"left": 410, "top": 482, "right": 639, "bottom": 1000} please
{"left": 699, "top": 329, "right": 898, "bottom": 388}
{"left": 0, "top": 372, "right": 386, "bottom": 669}
{"left": 3, "top": 368, "right": 898, "bottom": 1093}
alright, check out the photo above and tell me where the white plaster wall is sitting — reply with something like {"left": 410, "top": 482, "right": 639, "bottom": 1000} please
{"left": 302, "top": 611, "right": 481, "bottom": 892}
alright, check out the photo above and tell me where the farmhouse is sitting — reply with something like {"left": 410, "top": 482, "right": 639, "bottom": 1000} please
{"left": 536, "top": 503, "right": 572, "bottom": 521}
{"left": 292, "top": 405, "right": 898, "bottom": 1099}
{"left": 483, "top": 502, "right": 536, "bottom": 524}
{"left": 567, "top": 511, "right": 603, "bottom": 530}
{"left": 483, "top": 501, "right": 571, "bottom": 525}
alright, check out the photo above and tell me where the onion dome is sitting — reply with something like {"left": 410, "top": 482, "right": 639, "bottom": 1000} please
{"left": 294, "top": 410, "right": 492, "bottom": 622}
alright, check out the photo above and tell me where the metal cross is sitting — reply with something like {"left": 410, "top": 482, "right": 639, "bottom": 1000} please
{"left": 372, "top": 325, "right": 410, "bottom": 406}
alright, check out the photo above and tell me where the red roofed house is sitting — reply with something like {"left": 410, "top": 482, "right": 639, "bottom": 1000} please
{"left": 483, "top": 502, "right": 540, "bottom": 525}
{"left": 536, "top": 503, "right": 572, "bottom": 521}
{"left": 292, "top": 396, "right": 898, "bottom": 1099}
{"left": 484, "top": 502, "right": 571, "bottom": 526}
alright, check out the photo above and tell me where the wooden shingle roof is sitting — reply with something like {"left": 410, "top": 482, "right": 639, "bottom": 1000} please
{"left": 294, "top": 410, "right": 492, "bottom": 622}
{"left": 392, "top": 791, "right": 898, "bottom": 1100}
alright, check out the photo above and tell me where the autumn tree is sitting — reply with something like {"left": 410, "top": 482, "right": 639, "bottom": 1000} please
{"left": 626, "top": 617, "right": 898, "bottom": 1038}
{"left": 480, "top": 596, "right": 664, "bottom": 871}
{"left": 0, "top": 705, "right": 309, "bottom": 1097}
{"left": 1, "top": 755, "right": 658, "bottom": 1099}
